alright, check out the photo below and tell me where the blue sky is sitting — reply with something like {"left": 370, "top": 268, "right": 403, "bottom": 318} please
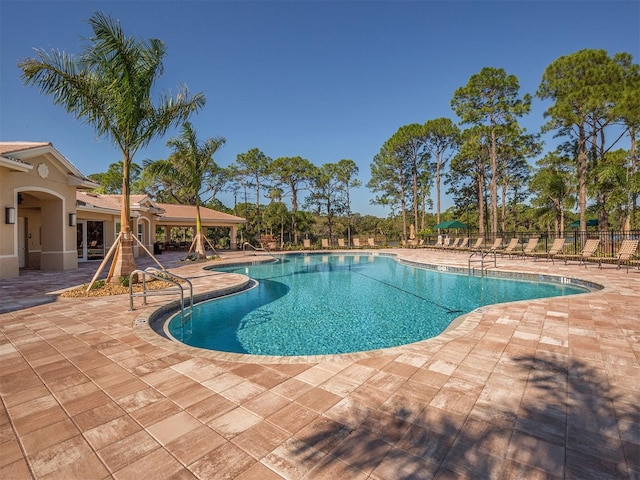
{"left": 1, "top": 0, "right": 638, "bottom": 216}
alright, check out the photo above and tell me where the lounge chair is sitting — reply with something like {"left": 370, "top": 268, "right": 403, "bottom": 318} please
{"left": 445, "top": 238, "right": 460, "bottom": 250}
{"left": 495, "top": 238, "right": 519, "bottom": 258}
{"left": 600, "top": 239, "right": 639, "bottom": 272}
{"left": 486, "top": 237, "right": 503, "bottom": 253}
{"left": 353, "top": 238, "right": 362, "bottom": 248}
{"left": 303, "top": 238, "right": 312, "bottom": 249}
{"left": 453, "top": 237, "right": 469, "bottom": 251}
{"left": 338, "top": 238, "right": 346, "bottom": 248}
{"left": 321, "top": 238, "right": 330, "bottom": 249}
{"left": 368, "top": 237, "right": 376, "bottom": 247}
{"left": 530, "top": 238, "right": 566, "bottom": 263}
{"left": 557, "top": 238, "right": 600, "bottom": 267}
{"left": 521, "top": 237, "right": 539, "bottom": 258}
{"left": 468, "top": 237, "right": 484, "bottom": 252}
{"left": 617, "top": 239, "right": 639, "bottom": 272}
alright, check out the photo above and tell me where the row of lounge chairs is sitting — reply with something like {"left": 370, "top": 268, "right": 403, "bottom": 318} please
{"left": 525, "top": 237, "right": 639, "bottom": 271}
{"left": 431, "top": 236, "right": 518, "bottom": 254}
{"left": 302, "top": 235, "right": 639, "bottom": 271}
{"left": 430, "top": 236, "right": 640, "bottom": 272}
{"left": 557, "top": 238, "right": 640, "bottom": 272}
{"left": 304, "top": 237, "right": 379, "bottom": 249}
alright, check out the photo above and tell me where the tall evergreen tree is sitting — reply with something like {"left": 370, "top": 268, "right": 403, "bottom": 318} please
{"left": 452, "top": 67, "right": 531, "bottom": 238}
{"left": 529, "top": 151, "right": 574, "bottom": 235}
{"left": 269, "top": 156, "right": 316, "bottom": 243}
{"left": 537, "top": 49, "right": 628, "bottom": 232}
{"left": 335, "top": 159, "right": 360, "bottom": 245}
{"left": 386, "top": 124, "right": 429, "bottom": 238}
{"left": 448, "top": 126, "right": 491, "bottom": 235}
{"left": 233, "top": 148, "right": 272, "bottom": 235}
{"left": 368, "top": 144, "right": 410, "bottom": 239}
{"left": 613, "top": 53, "right": 640, "bottom": 230}
{"left": 306, "top": 163, "right": 344, "bottom": 241}
{"left": 423, "top": 118, "right": 460, "bottom": 229}
{"left": 496, "top": 125, "right": 539, "bottom": 232}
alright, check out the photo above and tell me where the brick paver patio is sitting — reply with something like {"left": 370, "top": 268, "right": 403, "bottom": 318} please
{"left": 1, "top": 249, "right": 638, "bottom": 479}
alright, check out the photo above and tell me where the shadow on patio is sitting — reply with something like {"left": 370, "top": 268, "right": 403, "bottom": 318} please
{"left": 290, "top": 355, "right": 636, "bottom": 478}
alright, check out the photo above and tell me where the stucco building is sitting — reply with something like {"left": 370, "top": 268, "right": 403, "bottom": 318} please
{"left": 1, "top": 142, "right": 246, "bottom": 280}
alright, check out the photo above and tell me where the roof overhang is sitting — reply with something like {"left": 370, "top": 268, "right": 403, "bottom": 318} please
{"left": 8, "top": 143, "right": 97, "bottom": 187}
{"left": 76, "top": 204, "right": 120, "bottom": 215}
{"left": 68, "top": 175, "right": 100, "bottom": 189}
{"left": 160, "top": 216, "right": 246, "bottom": 225}
{"left": 130, "top": 196, "right": 165, "bottom": 215}
{"left": 0, "top": 155, "right": 33, "bottom": 173}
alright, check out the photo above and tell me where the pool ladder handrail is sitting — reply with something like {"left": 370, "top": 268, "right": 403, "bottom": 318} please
{"left": 128, "top": 268, "right": 193, "bottom": 319}
{"left": 242, "top": 241, "right": 279, "bottom": 261}
{"left": 468, "top": 249, "right": 497, "bottom": 276}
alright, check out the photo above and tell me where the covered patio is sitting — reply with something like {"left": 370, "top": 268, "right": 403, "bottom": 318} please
{"left": 152, "top": 203, "right": 246, "bottom": 253}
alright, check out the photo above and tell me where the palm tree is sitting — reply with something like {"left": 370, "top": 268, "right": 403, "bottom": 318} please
{"left": 145, "top": 122, "right": 226, "bottom": 259}
{"left": 18, "top": 12, "right": 205, "bottom": 283}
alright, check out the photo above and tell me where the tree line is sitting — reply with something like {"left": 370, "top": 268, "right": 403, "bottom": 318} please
{"left": 90, "top": 142, "right": 363, "bottom": 250}
{"left": 111, "top": 49, "right": 638, "bottom": 248}
{"left": 18, "top": 12, "right": 639, "bottom": 277}
{"left": 370, "top": 52, "right": 639, "bottom": 241}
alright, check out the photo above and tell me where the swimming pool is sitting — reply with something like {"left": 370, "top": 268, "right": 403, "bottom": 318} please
{"left": 167, "top": 254, "right": 589, "bottom": 356}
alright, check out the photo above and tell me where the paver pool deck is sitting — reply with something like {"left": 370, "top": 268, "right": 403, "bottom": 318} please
{"left": 0, "top": 248, "right": 638, "bottom": 479}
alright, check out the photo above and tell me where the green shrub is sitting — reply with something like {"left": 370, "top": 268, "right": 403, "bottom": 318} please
{"left": 90, "top": 279, "right": 105, "bottom": 290}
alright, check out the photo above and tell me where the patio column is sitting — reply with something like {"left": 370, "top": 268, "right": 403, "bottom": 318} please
{"left": 230, "top": 226, "right": 238, "bottom": 250}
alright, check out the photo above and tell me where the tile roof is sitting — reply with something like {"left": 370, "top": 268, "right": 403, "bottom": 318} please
{"left": 0, "top": 141, "right": 97, "bottom": 188}
{"left": 75, "top": 193, "right": 246, "bottom": 223}
{"left": 158, "top": 203, "right": 247, "bottom": 223}
{"left": 76, "top": 192, "right": 122, "bottom": 210}
{"left": 77, "top": 194, "right": 162, "bottom": 212}
{"left": 0, "top": 141, "right": 51, "bottom": 155}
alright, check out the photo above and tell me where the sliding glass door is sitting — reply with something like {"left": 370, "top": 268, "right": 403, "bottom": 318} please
{"left": 76, "top": 220, "right": 105, "bottom": 261}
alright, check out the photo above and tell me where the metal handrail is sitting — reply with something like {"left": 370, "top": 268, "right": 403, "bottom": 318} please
{"left": 468, "top": 249, "right": 497, "bottom": 276}
{"left": 128, "top": 269, "right": 193, "bottom": 319}
{"left": 144, "top": 267, "right": 194, "bottom": 308}
{"left": 242, "top": 241, "right": 279, "bottom": 261}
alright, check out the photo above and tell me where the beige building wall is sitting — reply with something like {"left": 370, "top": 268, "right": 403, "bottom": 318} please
{"left": 1, "top": 150, "right": 79, "bottom": 279}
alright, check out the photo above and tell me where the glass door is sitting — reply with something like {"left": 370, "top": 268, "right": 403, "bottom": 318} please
{"left": 76, "top": 221, "right": 104, "bottom": 261}
{"left": 76, "top": 222, "right": 85, "bottom": 259}
{"left": 86, "top": 221, "right": 105, "bottom": 260}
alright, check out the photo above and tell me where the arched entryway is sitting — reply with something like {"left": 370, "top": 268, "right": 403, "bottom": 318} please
{"left": 15, "top": 188, "right": 76, "bottom": 272}
{"left": 134, "top": 217, "right": 152, "bottom": 255}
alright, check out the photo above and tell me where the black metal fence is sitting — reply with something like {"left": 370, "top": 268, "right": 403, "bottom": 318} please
{"left": 293, "top": 230, "right": 640, "bottom": 261}
{"left": 418, "top": 230, "right": 640, "bottom": 257}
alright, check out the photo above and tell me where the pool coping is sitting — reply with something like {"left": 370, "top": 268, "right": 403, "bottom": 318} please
{"left": 132, "top": 251, "right": 605, "bottom": 364}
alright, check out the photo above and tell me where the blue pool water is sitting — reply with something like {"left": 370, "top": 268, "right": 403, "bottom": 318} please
{"left": 167, "top": 254, "right": 588, "bottom": 356}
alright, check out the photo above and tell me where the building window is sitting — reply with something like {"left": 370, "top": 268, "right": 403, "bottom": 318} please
{"left": 87, "top": 221, "right": 104, "bottom": 260}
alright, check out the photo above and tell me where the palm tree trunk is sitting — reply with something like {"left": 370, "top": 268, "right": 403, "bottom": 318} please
{"left": 108, "top": 153, "right": 136, "bottom": 283}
